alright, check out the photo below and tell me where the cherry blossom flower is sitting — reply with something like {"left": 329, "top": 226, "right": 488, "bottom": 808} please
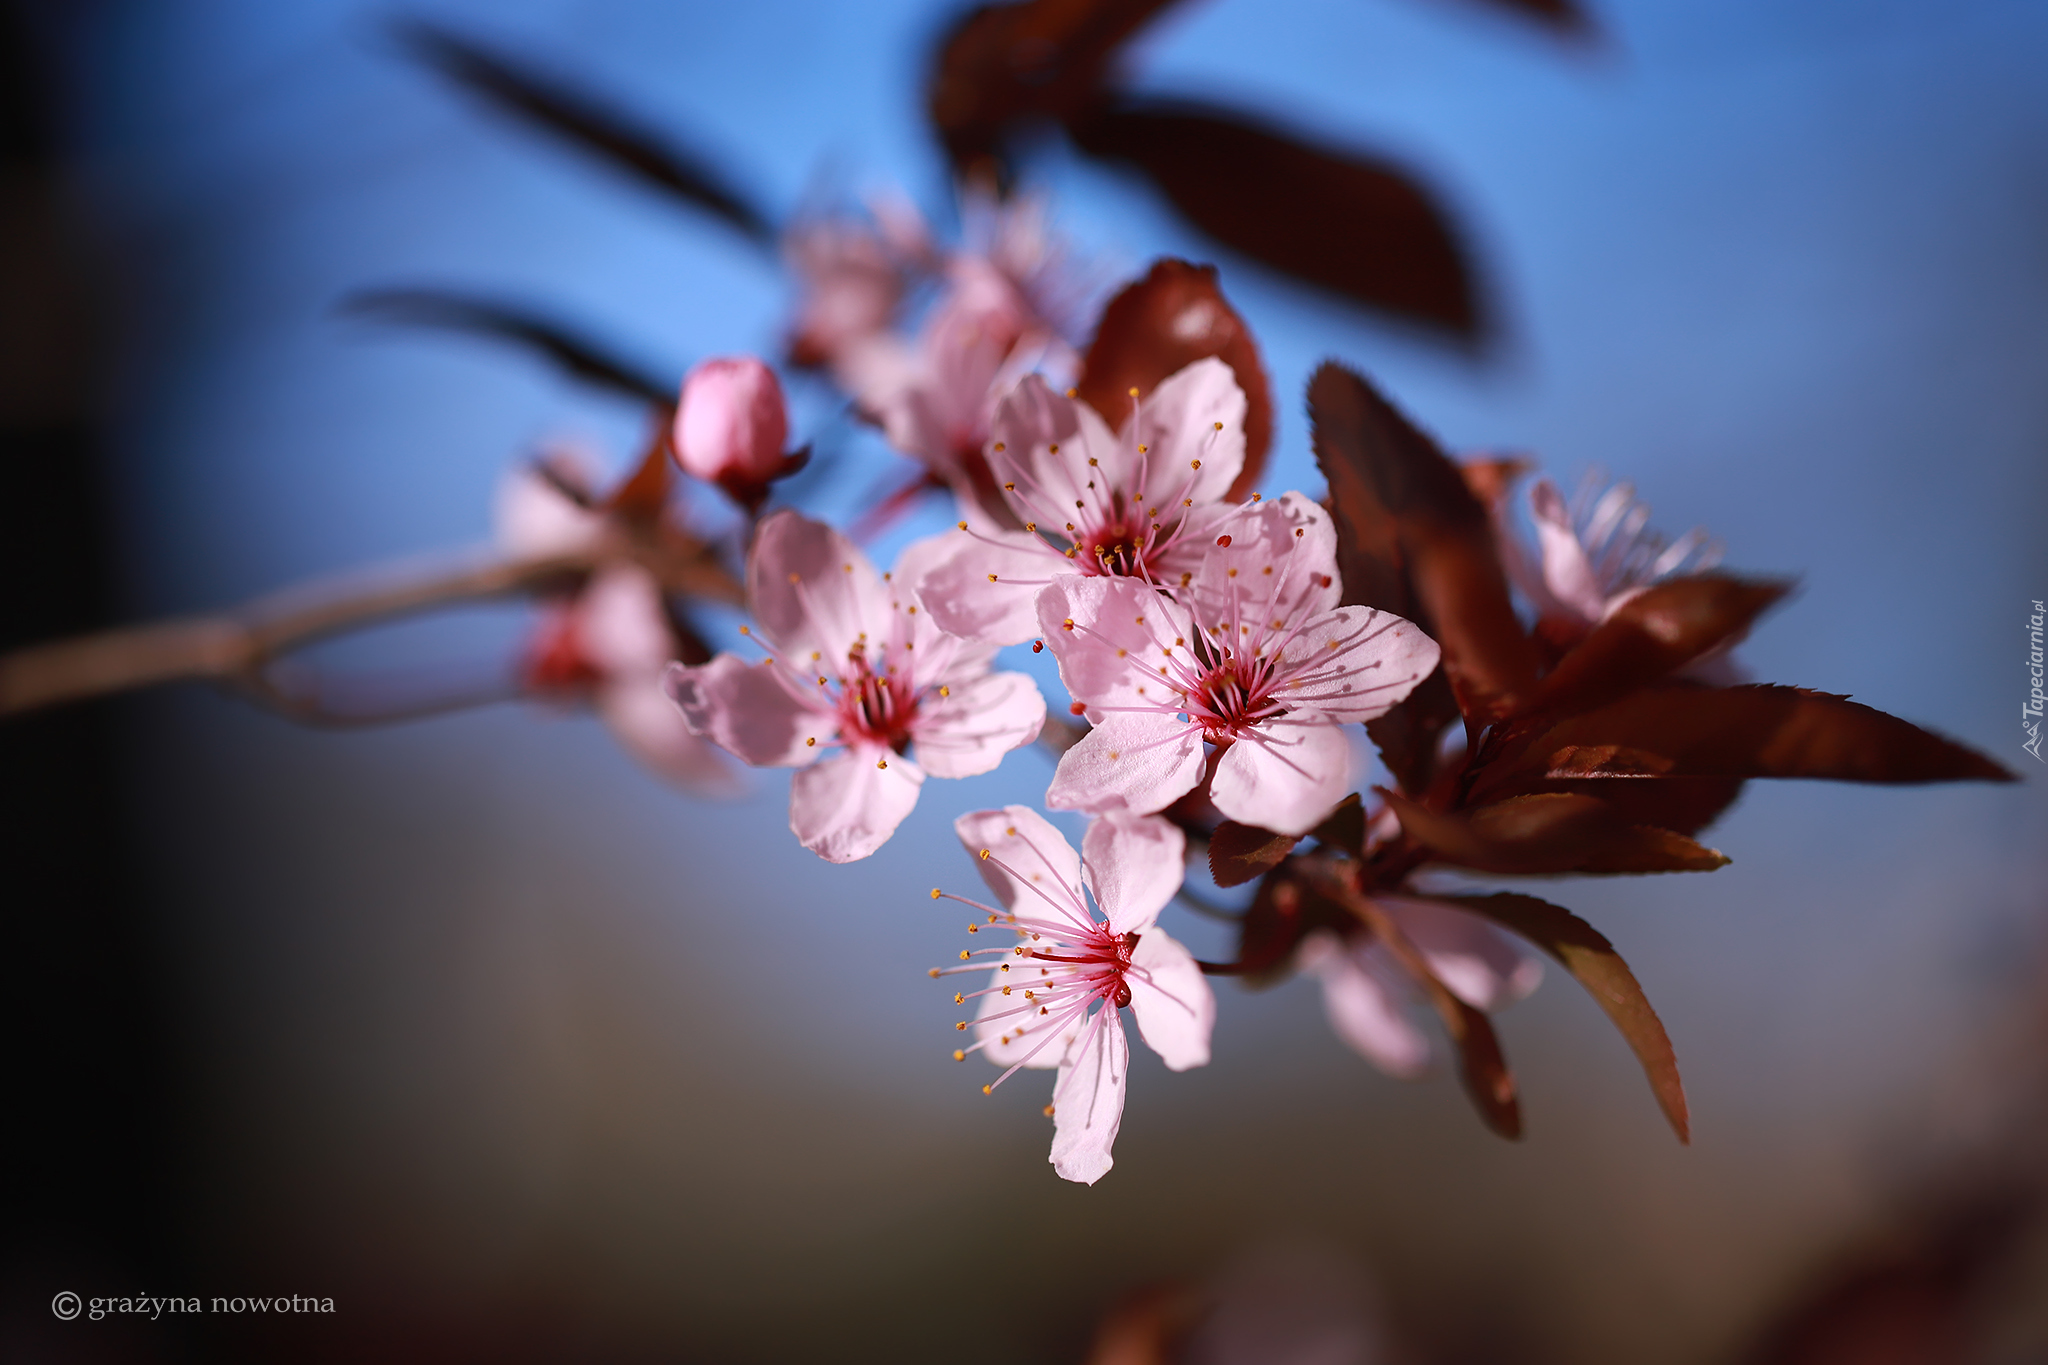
{"left": 783, "top": 193, "right": 935, "bottom": 368}
{"left": 1297, "top": 901, "right": 1543, "bottom": 1077}
{"left": 834, "top": 257, "right": 1075, "bottom": 525}
{"left": 1512, "top": 472, "right": 1723, "bottom": 634}
{"left": 1039, "top": 493, "right": 1441, "bottom": 835}
{"left": 673, "top": 357, "right": 790, "bottom": 488}
{"left": 496, "top": 457, "right": 737, "bottom": 793}
{"left": 918, "top": 358, "right": 1249, "bottom": 645}
{"left": 931, "top": 806, "right": 1213, "bottom": 1184}
{"left": 663, "top": 511, "right": 1046, "bottom": 863}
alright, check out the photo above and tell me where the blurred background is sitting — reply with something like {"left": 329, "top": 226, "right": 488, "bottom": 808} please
{"left": 4, "top": 0, "right": 2048, "bottom": 1360}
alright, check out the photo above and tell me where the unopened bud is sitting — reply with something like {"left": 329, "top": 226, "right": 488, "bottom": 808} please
{"left": 673, "top": 357, "right": 790, "bottom": 486}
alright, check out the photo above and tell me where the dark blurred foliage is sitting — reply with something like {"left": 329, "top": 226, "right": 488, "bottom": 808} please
{"left": 0, "top": 3, "right": 184, "bottom": 1359}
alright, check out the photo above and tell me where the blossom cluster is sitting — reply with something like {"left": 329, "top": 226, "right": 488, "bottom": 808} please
{"left": 467, "top": 192, "right": 2008, "bottom": 1186}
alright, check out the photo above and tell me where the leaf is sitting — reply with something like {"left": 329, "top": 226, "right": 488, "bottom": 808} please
{"left": 1331, "top": 884, "right": 1520, "bottom": 1138}
{"left": 1537, "top": 776, "right": 1747, "bottom": 838}
{"left": 1521, "top": 574, "right": 1791, "bottom": 720}
{"left": 1068, "top": 99, "right": 1482, "bottom": 337}
{"left": 1208, "top": 821, "right": 1298, "bottom": 888}
{"left": 1440, "top": 891, "right": 1688, "bottom": 1143}
{"left": 1471, "top": 684, "right": 2017, "bottom": 804}
{"left": 395, "top": 21, "right": 774, "bottom": 244}
{"left": 1074, "top": 259, "right": 1273, "bottom": 500}
{"left": 1381, "top": 789, "right": 1728, "bottom": 875}
{"left": 342, "top": 289, "right": 676, "bottom": 407}
{"left": 1309, "top": 792, "right": 1367, "bottom": 856}
{"left": 926, "top": 0, "right": 1185, "bottom": 183}
{"left": 1309, "top": 363, "right": 1538, "bottom": 720}
{"left": 1366, "top": 665, "right": 1461, "bottom": 797}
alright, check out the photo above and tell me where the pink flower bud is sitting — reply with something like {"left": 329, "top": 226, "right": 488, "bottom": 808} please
{"left": 673, "top": 357, "right": 789, "bottom": 486}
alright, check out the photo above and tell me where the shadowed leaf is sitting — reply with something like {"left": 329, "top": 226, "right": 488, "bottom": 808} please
{"left": 1472, "top": 684, "right": 2017, "bottom": 803}
{"left": 1367, "top": 666, "right": 1461, "bottom": 797}
{"left": 926, "top": 0, "right": 1184, "bottom": 183}
{"left": 1070, "top": 100, "right": 1482, "bottom": 336}
{"left": 1441, "top": 891, "right": 1688, "bottom": 1142}
{"left": 1538, "top": 776, "right": 1746, "bottom": 838}
{"left": 343, "top": 289, "right": 676, "bottom": 407}
{"left": 397, "top": 21, "right": 774, "bottom": 244}
{"left": 1310, "top": 363, "right": 1537, "bottom": 720}
{"left": 1381, "top": 789, "right": 1727, "bottom": 875}
{"left": 1209, "top": 821, "right": 1298, "bottom": 888}
{"left": 1310, "top": 792, "right": 1367, "bottom": 856}
{"left": 1075, "top": 259, "right": 1273, "bottom": 499}
{"left": 1523, "top": 574, "right": 1791, "bottom": 719}
{"left": 1336, "top": 885, "right": 1520, "bottom": 1138}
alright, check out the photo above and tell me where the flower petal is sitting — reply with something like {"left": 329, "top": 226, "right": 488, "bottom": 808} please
{"left": 974, "top": 954, "right": 1086, "bottom": 1071}
{"left": 495, "top": 457, "right": 604, "bottom": 557}
{"left": 1186, "top": 491, "right": 1340, "bottom": 627}
{"left": 1039, "top": 575, "right": 1197, "bottom": 712}
{"left": 1124, "top": 357, "right": 1245, "bottom": 513}
{"left": 597, "top": 676, "right": 744, "bottom": 795}
{"left": 1531, "top": 479, "right": 1608, "bottom": 625}
{"left": 747, "top": 510, "right": 892, "bottom": 670}
{"left": 575, "top": 566, "right": 675, "bottom": 677}
{"left": 1081, "top": 811, "right": 1187, "bottom": 935}
{"left": 663, "top": 655, "right": 820, "bottom": 767}
{"left": 953, "top": 806, "right": 1086, "bottom": 922}
{"left": 1049, "top": 1007, "right": 1128, "bottom": 1185}
{"left": 911, "top": 670, "right": 1045, "bottom": 779}
{"left": 1297, "top": 932, "right": 1432, "bottom": 1078}
{"left": 1273, "top": 606, "right": 1440, "bottom": 724}
{"left": 1208, "top": 719, "right": 1353, "bottom": 836}
{"left": 789, "top": 749, "right": 924, "bottom": 863}
{"left": 1126, "top": 926, "right": 1214, "bottom": 1071}
{"left": 919, "top": 528, "right": 1059, "bottom": 646}
{"left": 1046, "top": 712, "right": 1206, "bottom": 818}
{"left": 1379, "top": 896, "right": 1544, "bottom": 1012}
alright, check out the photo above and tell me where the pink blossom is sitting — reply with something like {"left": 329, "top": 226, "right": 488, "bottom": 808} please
{"left": 1039, "top": 494, "right": 1441, "bottom": 836}
{"left": 783, "top": 193, "right": 935, "bottom": 368}
{"left": 918, "top": 359, "right": 1249, "bottom": 645}
{"left": 932, "top": 806, "right": 1213, "bottom": 1185}
{"left": 1297, "top": 900, "right": 1543, "bottom": 1076}
{"left": 1514, "top": 473, "right": 1723, "bottom": 631}
{"left": 834, "top": 258, "right": 1073, "bottom": 524}
{"left": 494, "top": 452, "right": 609, "bottom": 559}
{"left": 664, "top": 511, "right": 1046, "bottom": 863}
{"left": 673, "top": 357, "right": 790, "bottom": 488}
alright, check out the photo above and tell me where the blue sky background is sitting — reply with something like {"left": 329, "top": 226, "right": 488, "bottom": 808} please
{"left": 39, "top": 0, "right": 2048, "bottom": 1358}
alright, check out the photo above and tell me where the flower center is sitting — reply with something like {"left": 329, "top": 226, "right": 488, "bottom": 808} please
{"left": 837, "top": 655, "right": 917, "bottom": 752}
{"left": 1185, "top": 649, "right": 1281, "bottom": 740}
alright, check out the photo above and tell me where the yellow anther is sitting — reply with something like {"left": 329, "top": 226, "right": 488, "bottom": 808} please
{"left": 994, "top": 442, "right": 1006, "bottom": 452}
{"left": 931, "top": 888, "right": 942, "bottom": 899}
{"left": 738, "top": 625, "right": 751, "bottom": 635}
{"left": 1065, "top": 388, "right": 1077, "bottom": 398}
{"left": 928, "top": 967, "right": 940, "bottom": 978}
{"left": 1213, "top": 421, "right": 1223, "bottom": 431}
{"left": 1048, "top": 443, "right": 1059, "bottom": 454}
{"left": 806, "top": 737, "right": 817, "bottom": 747}
{"left": 1137, "top": 444, "right": 1148, "bottom": 454}
{"left": 979, "top": 849, "right": 991, "bottom": 860}
{"left": 953, "top": 1049, "right": 965, "bottom": 1062}
{"left": 1025, "top": 522, "right": 1037, "bottom": 532}
{"left": 988, "top": 573, "right": 998, "bottom": 582}
{"left": 982, "top": 1084, "right": 993, "bottom": 1095}
{"left": 960, "top": 950, "right": 971, "bottom": 961}
{"left": 954, "top": 992, "right": 964, "bottom": 1004}
{"left": 956, "top": 1021, "right": 967, "bottom": 1031}
{"left": 877, "top": 759, "right": 888, "bottom": 769}
{"left": 1005, "top": 482, "right": 1016, "bottom": 491}
{"left": 958, "top": 520, "right": 968, "bottom": 530}
{"left": 1191, "top": 459, "right": 1201, "bottom": 469}
{"left": 1043, "top": 1103, "right": 1055, "bottom": 1117}
{"left": 939, "top": 685, "right": 951, "bottom": 698}
{"left": 1001, "top": 986, "right": 1012, "bottom": 996}
{"left": 1128, "top": 386, "right": 1140, "bottom": 398}
{"left": 1088, "top": 457, "right": 1098, "bottom": 467}
{"left": 967, "top": 924, "right": 978, "bottom": 934}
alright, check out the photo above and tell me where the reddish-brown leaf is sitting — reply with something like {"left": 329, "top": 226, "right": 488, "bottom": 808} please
{"left": 1075, "top": 260, "right": 1273, "bottom": 499}
{"left": 1208, "top": 821, "right": 1299, "bottom": 888}
{"left": 1439, "top": 891, "right": 1689, "bottom": 1143}
{"left": 1232, "top": 874, "right": 1346, "bottom": 985}
{"left": 1327, "top": 883, "right": 1519, "bottom": 1138}
{"left": 1309, "top": 364, "right": 1537, "bottom": 720}
{"left": 1069, "top": 101, "right": 1483, "bottom": 337}
{"left": 1309, "top": 792, "right": 1368, "bottom": 857}
{"left": 342, "top": 289, "right": 676, "bottom": 408}
{"left": 1381, "top": 789, "right": 1728, "bottom": 875}
{"left": 1521, "top": 574, "right": 1791, "bottom": 720}
{"left": 1535, "top": 776, "right": 1747, "bottom": 838}
{"left": 1367, "top": 666, "right": 1461, "bottom": 797}
{"left": 925, "top": 0, "right": 1183, "bottom": 181}
{"left": 396, "top": 22, "right": 774, "bottom": 244}
{"left": 1472, "top": 684, "right": 2017, "bottom": 804}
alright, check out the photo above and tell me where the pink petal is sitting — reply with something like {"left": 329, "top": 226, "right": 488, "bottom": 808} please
{"left": 953, "top": 806, "right": 1084, "bottom": 918}
{"left": 494, "top": 458, "right": 605, "bottom": 558}
{"left": 573, "top": 566, "right": 674, "bottom": 677}
{"left": 974, "top": 954, "right": 1084, "bottom": 1071}
{"left": 596, "top": 676, "right": 744, "bottom": 795}
{"left": 919, "top": 528, "right": 1059, "bottom": 646}
{"left": 1379, "top": 897, "right": 1544, "bottom": 1012}
{"left": 1273, "top": 605, "right": 1441, "bottom": 725}
{"left": 1081, "top": 811, "right": 1186, "bottom": 935}
{"left": 1046, "top": 712, "right": 1206, "bottom": 818}
{"left": 1297, "top": 932, "right": 1432, "bottom": 1078}
{"left": 1049, "top": 1007, "right": 1128, "bottom": 1185}
{"left": 910, "top": 670, "right": 1045, "bottom": 779}
{"left": 1125, "top": 926, "right": 1214, "bottom": 1071}
{"left": 673, "top": 356, "right": 788, "bottom": 485}
{"left": 789, "top": 748, "right": 924, "bottom": 863}
{"left": 1208, "top": 719, "right": 1353, "bottom": 836}
{"left": 987, "top": 373, "right": 1125, "bottom": 522}
{"left": 1122, "top": 357, "right": 1245, "bottom": 513}
{"left": 746, "top": 511, "right": 892, "bottom": 669}
{"left": 1187, "top": 491, "right": 1340, "bottom": 626}
{"left": 1530, "top": 479, "right": 1608, "bottom": 625}
{"left": 662, "top": 655, "right": 820, "bottom": 767}
{"left": 1039, "top": 575, "right": 1197, "bottom": 712}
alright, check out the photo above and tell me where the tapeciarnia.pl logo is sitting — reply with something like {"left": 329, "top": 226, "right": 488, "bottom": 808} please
{"left": 2026, "top": 598, "right": 2044, "bottom": 762}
